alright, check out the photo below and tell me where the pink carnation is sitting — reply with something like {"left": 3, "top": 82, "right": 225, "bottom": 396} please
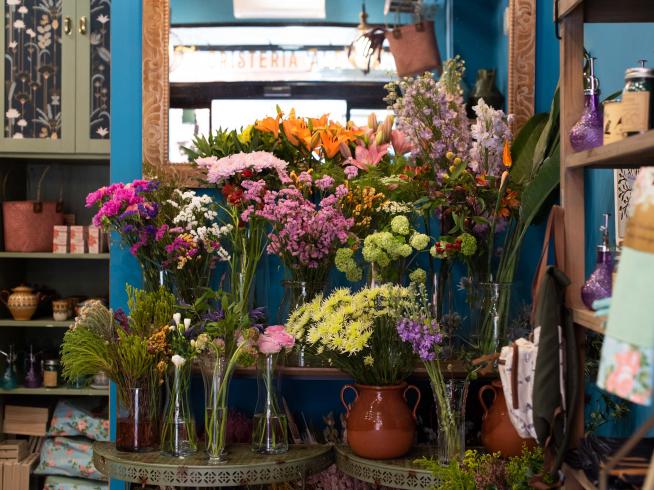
{"left": 202, "top": 151, "right": 289, "bottom": 184}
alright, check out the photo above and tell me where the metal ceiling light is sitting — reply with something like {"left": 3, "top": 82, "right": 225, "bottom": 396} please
{"left": 347, "top": 2, "right": 385, "bottom": 74}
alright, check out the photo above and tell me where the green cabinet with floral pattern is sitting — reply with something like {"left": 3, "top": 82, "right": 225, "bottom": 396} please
{"left": 0, "top": 0, "right": 110, "bottom": 155}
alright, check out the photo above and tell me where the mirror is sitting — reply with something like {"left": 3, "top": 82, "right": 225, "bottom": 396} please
{"left": 143, "top": 0, "right": 536, "bottom": 184}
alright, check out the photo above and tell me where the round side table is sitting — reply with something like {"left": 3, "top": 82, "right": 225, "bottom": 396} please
{"left": 93, "top": 442, "right": 333, "bottom": 488}
{"left": 335, "top": 445, "right": 441, "bottom": 489}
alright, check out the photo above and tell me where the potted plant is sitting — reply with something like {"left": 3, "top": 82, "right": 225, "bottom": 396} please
{"left": 287, "top": 284, "right": 419, "bottom": 459}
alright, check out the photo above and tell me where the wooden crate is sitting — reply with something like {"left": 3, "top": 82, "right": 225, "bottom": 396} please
{"left": 0, "top": 439, "right": 28, "bottom": 461}
{"left": 2, "top": 406, "right": 49, "bottom": 437}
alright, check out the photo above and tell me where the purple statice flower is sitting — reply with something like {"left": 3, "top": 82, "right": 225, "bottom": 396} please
{"left": 397, "top": 316, "right": 443, "bottom": 361}
{"left": 249, "top": 306, "right": 267, "bottom": 331}
{"left": 315, "top": 175, "right": 335, "bottom": 190}
{"left": 344, "top": 166, "right": 359, "bottom": 180}
{"left": 254, "top": 185, "right": 353, "bottom": 270}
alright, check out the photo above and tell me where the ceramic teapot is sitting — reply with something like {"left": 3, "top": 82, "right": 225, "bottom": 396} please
{"left": 0, "top": 285, "right": 42, "bottom": 321}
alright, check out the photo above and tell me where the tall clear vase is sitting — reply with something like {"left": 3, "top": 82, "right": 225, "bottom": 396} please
{"left": 199, "top": 354, "right": 230, "bottom": 463}
{"left": 161, "top": 362, "right": 198, "bottom": 457}
{"left": 251, "top": 353, "right": 288, "bottom": 454}
{"left": 433, "top": 376, "right": 468, "bottom": 464}
{"left": 279, "top": 280, "right": 326, "bottom": 367}
{"left": 116, "top": 385, "right": 160, "bottom": 452}
{"left": 468, "top": 282, "right": 514, "bottom": 355}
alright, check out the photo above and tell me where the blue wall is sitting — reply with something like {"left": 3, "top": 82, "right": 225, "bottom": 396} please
{"left": 110, "top": 0, "right": 142, "bottom": 488}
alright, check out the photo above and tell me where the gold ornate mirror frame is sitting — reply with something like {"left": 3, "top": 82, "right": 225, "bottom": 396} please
{"left": 142, "top": 0, "right": 536, "bottom": 184}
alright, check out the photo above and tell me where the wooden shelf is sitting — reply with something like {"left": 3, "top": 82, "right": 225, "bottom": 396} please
{"left": 558, "top": 0, "right": 654, "bottom": 22}
{"left": 233, "top": 361, "right": 470, "bottom": 379}
{"left": 566, "top": 131, "right": 654, "bottom": 169}
{"left": 0, "top": 252, "right": 109, "bottom": 260}
{"left": 0, "top": 386, "right": 108, "bottom": 396}
{"left": 572, "top": 307, "right": 606, "bottom": 334}
{"left": 0, "top": 319, "right": 72, "bottom": 328}
{"left": 563, "top": 463, "right": 598, "bottom": 490}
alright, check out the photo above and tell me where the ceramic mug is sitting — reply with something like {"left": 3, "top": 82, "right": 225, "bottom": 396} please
{"left": 52, "top": 299, "right": 72, "bottom": 322}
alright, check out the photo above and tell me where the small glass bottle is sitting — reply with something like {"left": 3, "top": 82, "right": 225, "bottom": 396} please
{"left": 623, "top": 59, "right": 654, "bottom": 134}
{"left": 570, "top": 57, "right": 603, "bottom": 151}
{"left": 581, "top": 214, "right": 613, "bottom": 310}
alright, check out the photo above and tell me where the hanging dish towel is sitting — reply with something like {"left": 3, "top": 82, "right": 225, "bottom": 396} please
{"left": 598, "top": 167, "right": 654, "bottom": 406}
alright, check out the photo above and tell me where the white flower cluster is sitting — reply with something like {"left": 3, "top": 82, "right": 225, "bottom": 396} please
{"left": 169, "top": 190, "right": 218, "bottom": 231}
{"left": 380, "top": 201, "right": 414, "bottom": 214}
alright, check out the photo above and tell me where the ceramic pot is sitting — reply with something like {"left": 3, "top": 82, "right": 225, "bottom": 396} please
{"left": 479, "top": 379, "right": 537, "bottom": 457}
{"left": 0, "top": 286, "right": 41, "bottom": 321}
{"left": 340, "top": 382, "right": 420, "bottom": 459}
{"left": 52, "top": 299, "right": 71, "bottom": 321}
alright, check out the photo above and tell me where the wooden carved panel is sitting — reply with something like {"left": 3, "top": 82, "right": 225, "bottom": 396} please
{"left": 508, "top": 0, "right": 536, "bottom": 131}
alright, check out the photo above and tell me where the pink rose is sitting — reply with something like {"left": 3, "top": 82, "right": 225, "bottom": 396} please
{"left": 257, "top": 325, "right": 295, "bottom": 354}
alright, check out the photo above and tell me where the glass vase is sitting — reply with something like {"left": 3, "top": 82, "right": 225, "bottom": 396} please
{"left": 279, "top": 280, "right": 326, "bottom": 367}
{"left": 468, "top": 282, "right": 514, "bottom": 355}
{"left": 433, "top": 377, "right": 468, "bottom": 464}
{"left": 199, "top": 354, "right": 230, "bottom": 463}
{"left": 116, "top": 385, "right": 159, "bottom": 452}
{"left": 161, "top": 362, "right": 198, "bottom": 457}
{"left": 251, "top": 353, "right": 289, "bottom": 454}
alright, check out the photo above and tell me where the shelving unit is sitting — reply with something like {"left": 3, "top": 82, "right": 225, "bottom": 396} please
{"left": 558, "top": 2, "right": 653, "bottom": 489}
{"left": 0, "top": 387, "right": 108, "bottom": 396}
{"left": 0, "top": 319, "right": 72, "bottom": 328}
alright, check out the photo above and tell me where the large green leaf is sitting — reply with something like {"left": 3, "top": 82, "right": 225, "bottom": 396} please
{"left": 510, "top": 113, "right": 548, "bottom": 186}
{"left": 520, "top": 141, "right": 561, "bottom": 228}
{"left": 532, "top": 86, "right": 560, "bottom": 174}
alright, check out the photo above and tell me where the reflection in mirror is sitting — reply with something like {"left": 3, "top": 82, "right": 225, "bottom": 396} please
{"left": 148, "top": 0, "right": 535, "bottom": 174}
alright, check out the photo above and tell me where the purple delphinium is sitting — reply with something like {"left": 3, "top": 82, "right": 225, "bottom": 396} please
{"left": 396, "top": 317, "right": 443, "bottom": 361}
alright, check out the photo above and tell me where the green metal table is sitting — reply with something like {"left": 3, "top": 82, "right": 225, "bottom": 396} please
{"left": 93, "top": 442, "right": 333, "bottom": 488}
{"left": 334, "top": 445, "right": 441, "bottom": 489}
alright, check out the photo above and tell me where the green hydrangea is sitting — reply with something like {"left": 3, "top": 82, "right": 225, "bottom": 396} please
{"left": 335, "top": 247, "right": 354, "bottom": 272}
{"left": 345, "top": 265, "right": 363, "bottom": 282}
{"left": 397, "top": 244, "right": 413, "bottom": 258}
{"left": 409, "top": 233, "right": 430, "bottom": 251}
{"left": 459, "top": 233, "right": 477, "bottom": 256}
{"left": 409, "top": 268, "right": 427, "bottom": 285}
{"left": 390, "top": 215, "right": 410, "bottom": 235}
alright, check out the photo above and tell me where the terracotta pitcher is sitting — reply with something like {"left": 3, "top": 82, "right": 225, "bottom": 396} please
{"left": 0, "top": 286, "right": 42, "bottom": 321}
{"left": 341, "top": 382, "right": 420, "bottom": 459}
{"left": 479, "top": 379, "right": 537, "bottom": 457}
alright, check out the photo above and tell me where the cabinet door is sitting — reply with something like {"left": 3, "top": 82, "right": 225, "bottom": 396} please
{"left": 74, "top": 0, "right": 109, "bottom": 154}
{"left": 0, "top": 0, "right": 76, "bottom": 153}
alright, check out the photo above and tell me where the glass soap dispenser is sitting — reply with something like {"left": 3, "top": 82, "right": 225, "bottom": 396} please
{"left": 570, "top": 56, "right": 603, "bottom": 151}
{"left": 582, "top": 214, "right": 613, "bottom": 310}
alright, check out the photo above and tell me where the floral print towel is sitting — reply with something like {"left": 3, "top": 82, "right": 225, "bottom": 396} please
{"left": 34, "top": 437, "right": 106, "bottom": 481}
{"left": 48, "top": 400, "right": 109, "bottom": 441}
{"left": 44, "top": 475, "right": 108, "bottom": 490}
{"left": 597, "top": 336, "right": 653, "bottom": 406}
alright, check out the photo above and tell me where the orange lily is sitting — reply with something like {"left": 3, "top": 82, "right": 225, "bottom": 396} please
{"left": 255, "top": 116, "right": 280, "bottom": 138}
{"left": 320, "top": 131, "right": 342, "bottom": 159}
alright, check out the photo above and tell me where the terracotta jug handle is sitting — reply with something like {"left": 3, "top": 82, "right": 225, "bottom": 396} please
{"left": 0, "top": 290, "right": 8, "bottom": 307}
{"left": 403, "top": 384, "right": 421, "bottom": 421}
{"left": 478, "top": 384, "right": 497, "bottom": 416}
{"left": 340, "top": 384, "right": 358, "bottom": 416}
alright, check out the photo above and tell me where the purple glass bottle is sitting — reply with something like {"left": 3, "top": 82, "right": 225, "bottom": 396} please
{"left": 581, "top": 214, "right": 613, "bottom": 310}
{"left": 570, "top": 57, "right": 603, "bottom": 151}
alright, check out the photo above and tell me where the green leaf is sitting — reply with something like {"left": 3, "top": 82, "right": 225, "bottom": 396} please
{"left": 532, "top": 86, "right": 560, "bottom": 174}
{"left": 509, "top": 113, "right": 548, "bottom": 186}
{"left": 519, "top": 141, "right": 560, "bottom": 228}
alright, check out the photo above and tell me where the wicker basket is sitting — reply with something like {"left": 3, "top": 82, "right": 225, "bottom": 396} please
{"left": 2, "top": 168, "right": 64, "bottom": 252}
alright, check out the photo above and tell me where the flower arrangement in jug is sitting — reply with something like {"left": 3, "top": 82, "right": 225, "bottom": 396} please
{"left": 286, "top": 284, "right": 416, "bottom": 385}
